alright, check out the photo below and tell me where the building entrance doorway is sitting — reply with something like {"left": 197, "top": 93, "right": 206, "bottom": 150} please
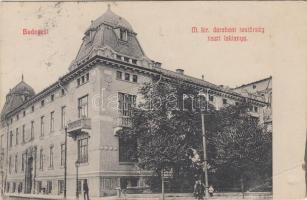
{"left": 25, "top": 157, "right": 33, "bottom": 193}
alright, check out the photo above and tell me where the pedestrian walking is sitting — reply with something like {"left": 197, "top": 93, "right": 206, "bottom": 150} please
{"left": 208, "top": 185, "right": 214, "bottom": 197}
{"left": 121, "top": 180, "right": 128, "bottom": 200}
{"left": 194, "top": 179, "right": 205, "bottom": 200}
{"left": 83, "top": 179, "right": 90, "bottom": 200}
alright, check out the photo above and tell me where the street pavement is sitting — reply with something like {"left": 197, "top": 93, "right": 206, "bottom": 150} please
{"left": 92, "top": 193, "right": 272, "bottom": 200}
{"left": 3, "top": 192, "right": 272, "bottom": 200}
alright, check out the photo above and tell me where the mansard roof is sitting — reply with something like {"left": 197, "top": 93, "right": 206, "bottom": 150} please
{"left": 1, "top": 79, "right": 35, "bottom": 121}
{"left": 86, "top": 6, "right": 134, "bottom": 33}
{"left": 69, "top": 7, "right": 146, "bottom": 71}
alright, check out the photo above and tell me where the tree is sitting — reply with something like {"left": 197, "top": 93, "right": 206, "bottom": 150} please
{"left": 206, "top": 103, "right": 272, "bottom": 192}
{"left": 118, "top": 80, "right": 272, "bottom": 193}
{"left": 117, "top": 81, "right": 208, "bottom": 192}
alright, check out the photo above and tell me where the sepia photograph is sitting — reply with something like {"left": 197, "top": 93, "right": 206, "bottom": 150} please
{"left": 0, "top": 2, "right": 306, "bottom": 200}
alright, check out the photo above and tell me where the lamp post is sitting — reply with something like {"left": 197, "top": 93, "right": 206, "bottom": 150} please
{"left": 75, "top": 160, "right": 79, "bottom": 199}
{"left": 198, "top": 90, "right": 209, "bottom": 198}
{"left": 64, "top": 126, "right": 67, "bottom": 199}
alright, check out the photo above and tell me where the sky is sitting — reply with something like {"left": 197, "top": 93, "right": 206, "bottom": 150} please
{"left": 0, "top": 1, "right": 305, "bottom": 107}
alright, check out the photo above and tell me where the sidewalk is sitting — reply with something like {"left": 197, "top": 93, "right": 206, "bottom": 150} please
{"left": 91, "top": 192, "right": 272, "bottom": 200}
{"left": 3, "top": 192, "right": 272, "bottom": 200}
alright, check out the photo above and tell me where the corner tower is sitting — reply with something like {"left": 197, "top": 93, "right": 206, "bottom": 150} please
{"left": 69, "top": 6, "right": 151, "bottom": 71}
{"left": 0, "top": 76, "right": 35, "bottom": 122}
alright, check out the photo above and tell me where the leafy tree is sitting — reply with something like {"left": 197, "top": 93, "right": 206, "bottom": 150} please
{"left": 117, "top": 81, "right": 208, "bottom": 192}
{"left": 206, "top": 103, "right": 272, "bottom": 191}
{"left": 118, "top": 80, "right": 272, "bottom": 192}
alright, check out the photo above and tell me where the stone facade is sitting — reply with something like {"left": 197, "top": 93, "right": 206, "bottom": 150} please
{"left": 0, "top": 8, "right": 267, "bottom": 198}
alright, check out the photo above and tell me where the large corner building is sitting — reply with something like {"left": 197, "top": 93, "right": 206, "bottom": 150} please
{"left": 0, "top": 7, "right": 269, "bottom": 198}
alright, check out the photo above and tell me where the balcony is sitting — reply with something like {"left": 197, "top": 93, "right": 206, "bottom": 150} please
{"left": 113, "top": 116, "right": 132, "bottom": 136}
{"left": 116, "top": 116, "right": 132, "bottom": 128}
{"left": 67, "top": 118, "right": 91, "bottom": 138}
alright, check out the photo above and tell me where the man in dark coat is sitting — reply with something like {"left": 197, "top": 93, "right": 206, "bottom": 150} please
{"left": 305, "top": 136, "right": 307, "bottom": 197}
{"left": 194, "top": 179, "right": 205, "bottom": 200}
{"left": 83, "top": 179, "right": 89, "bottom": 200}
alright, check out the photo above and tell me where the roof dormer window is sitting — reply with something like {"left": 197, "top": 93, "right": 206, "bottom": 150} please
{"left": 119, "top": 29, "right": 128, "bottom": 41}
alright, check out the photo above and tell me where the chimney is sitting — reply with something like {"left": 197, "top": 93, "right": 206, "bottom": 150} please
{"left": 176, "top": 69, "right": 184, "bottom": 75}
{"left": 201, "top": 74, "right": 204, "bottom": 80}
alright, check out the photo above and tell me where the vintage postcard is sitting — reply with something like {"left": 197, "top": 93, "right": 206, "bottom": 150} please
{"left": 0, "top": 1, "right": 306, "bottom": 200}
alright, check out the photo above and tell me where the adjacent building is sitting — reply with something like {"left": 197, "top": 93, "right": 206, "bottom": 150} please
{"left": 0, "top": 7, "right": 268, "bottom": 198}
{"left": 233, "top": 76, "right": 272, "bottom": 132}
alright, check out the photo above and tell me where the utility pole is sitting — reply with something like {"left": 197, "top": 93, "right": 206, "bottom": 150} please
{"left": 75, "top": 160, "right": 79, "bottom": 199}
{"left": 161, "top": 168, "right": 165, "bottom": 200}
{"left": 201, "top": 112, "right": 209, "bottom": 198}
{"left": 64, "top": 127, "right": 67, "bottom": 199}
{"left": 199, "top": 89, "right": 209, "bottom": 199}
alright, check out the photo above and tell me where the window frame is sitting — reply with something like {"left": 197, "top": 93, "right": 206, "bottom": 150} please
{"left": 49, "top": 145, "right": 54, "bottom": 168}
{"left": 30, "top": 121, "right": 34, "bottom": 140}
{"left": 132, "top": 75, "right": 138, "bottom": 83}
{"left": 40, "top": 116, "right": 44, "bottom": 137}
{"left": 78, "top": 95, "right": 89, "bottom": 118}
{"left": 78, "top": 137, "right": 88, "bottom": 163}
{"left": 50, "top": 111, "right": 55, "bottom": 133}
{"left": 61, "top": 106, "right": 66, "bottom": 129}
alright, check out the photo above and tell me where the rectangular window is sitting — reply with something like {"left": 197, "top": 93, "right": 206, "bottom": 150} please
{"left": 118, "top": 93, "right": 136, "bottom": 117}
{"left": 22, "top": 125, "right": 25, "bottom": 143}
{"left": 39, "top": 149, "right": 44, "bottom": 170}
{"left": 58, "top": 180, "right": 64, "bottom": 195}
{"left": 50, "top": 111, "right": 55, "bottom": 132}
{"left": 15, "top": 154, "right": 18, "bottom": 173}
{"left": 235, "top": 102, "right": 239, "bottom": 106}
{"left": 46, "top": 181, "right": 52, "bottom": 194}
{"left": 78, "top": 95, "right": 88, "bottom": 118}
{"left": 9, "top": 156, "right": 12, "bottom": 173}
{"left": 23, "top": 110, "right": 26, "bottom": 117}
{"left": 60, "top": 144, "right": 65, "bottom": 166}
{"left": 254, "top": 106, "right": 258, "bottom": 113}
{"left": 85, "top": 73, "right": 89, "bottom": 82}
{"left": 15, "top": 128, "right": 19, "bottom": 145}
{"left": 49, "top": 146, "right": 54, "bottom": 168}
{"left": 51, "top": 94, "right": 54, "bottom": 101}
{"left": 61, "top": 89, "right": 65, "bottom": 96}
{"left": 77, "top": 78, "right": 81, "bottom": 86}
{"left": 0, "top": 135, "right": 3, "bottom": 148}
{"left": 223, "top": 98, "right": 227, "bottom": 105}
{"left": 209, "top": 95, "right": 214, "bottom": 102}
{"left": 132, "top": 75, "right": 138, "bottom": 83}
{"left": 120, "top": 29, "right": 128, "bottom": 41}
{"left": 31, "top": 121, "right": 34, "bottom": 140}
{"left": 116, "top": 71, "right": 123, "bottom": 80}
{"left": 21, "top": 153, "right": 25, "bottom": 171}
{"left": 10, "top": 131, "right": 13, "bottom": 147}
{"left": 124, "top": 73, "right": 130, "bottom": 81}
{"left": 132, "top": 59, "right": 137, "bottom": 65}
{"left": 61, "top": 106, "right": 66, "bottom": 129}
{"left": 37, "top": 181, "right": 42, "bottom": 194}
{"left": 41, "top": 100, "right": 45, "bottom": 107}
{"left": 40, "top": 116, "right": 44, "bottom": 136}
{"left": 78, "top": 138, "right": 88, "bottom": 163}
{"left": 31, "top": 105, "right": 34, "bottom": 112}
{"left": 119, "top": 137, "right": 137, "bottom": 162}
{"left": 12, "top": 182, "right": 16, "bottom": 193}
{"left": 124, "top": 57, "right": 129, "bottom": 62}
